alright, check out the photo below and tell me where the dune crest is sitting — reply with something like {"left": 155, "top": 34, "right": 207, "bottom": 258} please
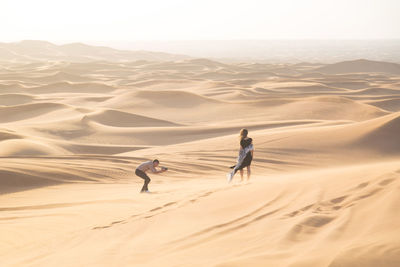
{"left": 315, "top": 59, "right": 400, "bottom": 74}
{"left": 0, "top": 40, "right": 190, "bottom": 62}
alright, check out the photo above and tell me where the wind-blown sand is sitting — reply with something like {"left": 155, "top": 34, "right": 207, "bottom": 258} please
{"left": 1, "top": 42, "right": 400, "bottom": 267}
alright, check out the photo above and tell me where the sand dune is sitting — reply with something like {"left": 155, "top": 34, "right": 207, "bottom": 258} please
{"left": 133, "top": 90, "right": 221, "bottom": 107}
{"left": 353, "top": 112, "right": 400, "bottom": 153}
{"left": 1, "top": 161, "right": 398, "bottom": 266}
{"left": 319, "top": 80, "right": 370, "bottom": 90}
{"left": 85, "top": 109, "right": 180, "bottom": 127}
{"left": 0, "top": 40, "right": 189, "bottom": 62}
{"left": 1, "top": 43, "right": 399, "bottom": 267}
{"left": 0, "top": 156, "right": 135, "bottom": 194}
{"left": 0, "top": 139, "right": 68, "bottom": 157}
{"left": 28, "top": 82, "right": 116, "bottom": 94}
{"left": 0, "top": 102, "right": 92, "bottom": 125}
{"left": 0, "top": 83, "right": 27, "bottom": 93}
{"left": 315, "top": 59, "right": 400, "bottom": 75}
{"left": 0, "top": 93, "right": 35, "bottom": 105}
{"left": 268, "top": 96, "right": 388, "bottom": 121}
{"left": 28, "top": 71, "right": 92, "bottom": 83}
{"left": 347, "top": 87, "right": 400, "bottom": 96}
{"left": 255, "top": 111, "right": 400, "bottom": 161}
{"left": 367, "top": 98, "right": 400, "bottom": 112}
{"left": 0, "top": 129, "right": 23, "bottom": 141}
{"left": 0, "top": 103, "right": 70, "bottom": 123}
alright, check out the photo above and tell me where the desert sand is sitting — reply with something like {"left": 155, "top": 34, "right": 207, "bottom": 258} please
{"left": 1, "top": 41, "right": 399, "bottom": 267}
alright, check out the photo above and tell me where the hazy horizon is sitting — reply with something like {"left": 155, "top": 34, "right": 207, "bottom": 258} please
{"left": 91, "top": 39, "right": 400, "bottom": 63}
{"left": 2, "top": 39, "right": 400, "bottom": 64}
{"left": 3, "top": 0, "right": 399, "bottom": 63}
{"left": 2, "top": 0, "right": 400, "bottom": 42}
{"left": 0, "top": 0, "right": 400, "bottom": 63}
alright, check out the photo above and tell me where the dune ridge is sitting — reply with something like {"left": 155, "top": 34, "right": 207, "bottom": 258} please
{"left": 0, "top": 40, "right": 190, "bottom": 62}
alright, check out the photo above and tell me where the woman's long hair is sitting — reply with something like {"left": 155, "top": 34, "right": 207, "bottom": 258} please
{"left": 239, "top": 128, "right": 248, "bottom": 140}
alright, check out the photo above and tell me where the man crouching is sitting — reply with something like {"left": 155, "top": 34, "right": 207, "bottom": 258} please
{"left": 135, "top": 159, "right": 167, "bottom": 193}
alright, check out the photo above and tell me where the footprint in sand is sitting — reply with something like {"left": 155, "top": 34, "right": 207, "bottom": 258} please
{"left": 379, "top": 177, "right": 396, "bottom": 186}
{"left": 330, "top": 195, "right": 348, "bottom": 204}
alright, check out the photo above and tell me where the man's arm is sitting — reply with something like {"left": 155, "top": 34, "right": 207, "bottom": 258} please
{"left": 151, "top": 167, "right": 167, "bottom": 174}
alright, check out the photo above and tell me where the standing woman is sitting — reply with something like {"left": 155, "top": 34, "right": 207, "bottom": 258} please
{"left": 228, "top": 128, "right": 254, "bottom": 182}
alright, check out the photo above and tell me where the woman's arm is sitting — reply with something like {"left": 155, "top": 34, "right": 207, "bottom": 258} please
{"left": 240, "top": 139, "right": 246, "bottom": 149}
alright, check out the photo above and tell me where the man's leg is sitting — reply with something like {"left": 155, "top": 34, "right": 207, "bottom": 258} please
{"left": 141, "top": 176, "right": 151, "bottom": 192}
{"left": 136, "top": 169, "right": 151, "bottom": 192}
{"left": 247, "top": 166, "right": 251, "bottom": 181}
{"left": 240, "top": 169, "right": 244, "bottom": 182}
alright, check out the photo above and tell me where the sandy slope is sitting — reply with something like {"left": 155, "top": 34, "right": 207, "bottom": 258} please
{"left": 0, "top": 46, "right": 399, "bottom": 267}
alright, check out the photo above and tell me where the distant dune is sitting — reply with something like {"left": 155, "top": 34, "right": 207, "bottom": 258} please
{"left": 104, "top": 39, "right": 400, "bottom": 63}
{"left": 85, "top": 109, "right": 180, "bottom": 127}
{"left": 315, "top": 59, "right": 400, "bottom": 74}
{"left": 0, "top": 40, "right": 190, "bottom": 62}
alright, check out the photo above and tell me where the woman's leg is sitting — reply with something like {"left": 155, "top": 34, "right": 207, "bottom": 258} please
{"left": 240, "top": 169, "right": 244, "bottom": 181}
{"left": 247, "top": 166, "right": 251, "bottom": 181}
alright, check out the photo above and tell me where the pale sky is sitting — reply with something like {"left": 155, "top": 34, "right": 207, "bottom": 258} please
{"left": 1, "top": 0, "right": 399, "bottom": 42}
